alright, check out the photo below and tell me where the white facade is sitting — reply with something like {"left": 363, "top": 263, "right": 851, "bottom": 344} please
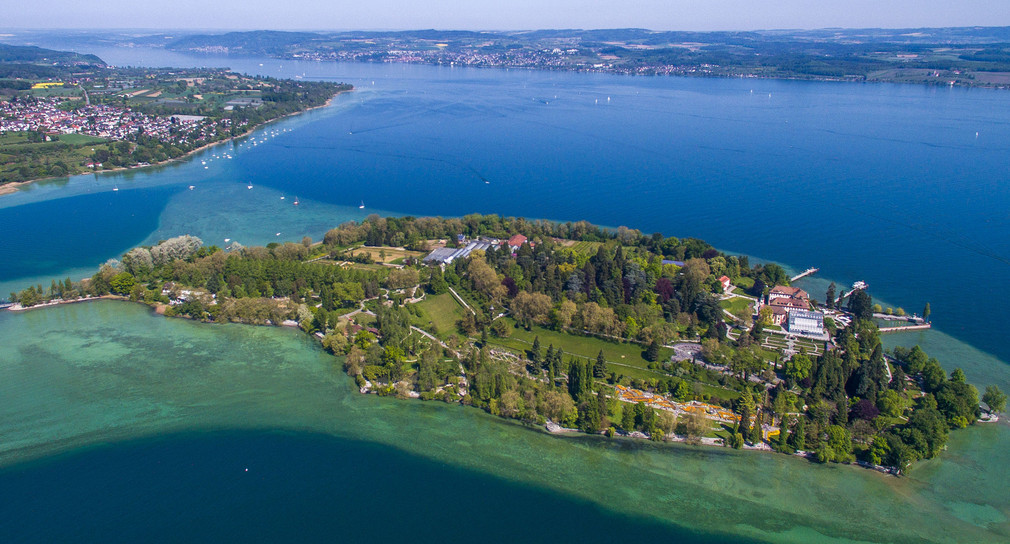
{"left": 788, "top": 309, "right": 825, "bottom": 335}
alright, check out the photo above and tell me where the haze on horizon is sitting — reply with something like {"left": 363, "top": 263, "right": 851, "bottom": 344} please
{"left": 5, "top": 0, "right": 1010, "bottom": 32}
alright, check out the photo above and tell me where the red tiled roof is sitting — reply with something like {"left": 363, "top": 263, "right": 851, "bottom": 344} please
{"left": 507, "top": 234, "right": 527, "bottom": 246}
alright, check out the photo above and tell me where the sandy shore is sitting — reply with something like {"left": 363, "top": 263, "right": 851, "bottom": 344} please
{"left": 6, "top": 294, "right": 126, "bottom": 312}
{"left": 0, "top": 91, "right": 349, "bottom": 198}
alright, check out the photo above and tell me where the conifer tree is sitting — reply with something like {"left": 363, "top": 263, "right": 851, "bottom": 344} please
{"left": 593, "top": 350, "right": 607, "bottom": 378}
{"left": 645, "top": 339, "right": 661, "bottom": 362}
{"left": 789, "top": 417, "right": 806, "bottom": 451}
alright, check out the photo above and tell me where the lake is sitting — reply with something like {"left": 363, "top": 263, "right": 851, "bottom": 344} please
{"left": 0, "top": 42, "right": 1008, "bottom": 542}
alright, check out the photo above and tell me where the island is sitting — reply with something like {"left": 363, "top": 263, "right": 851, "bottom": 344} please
{"left": 7, "top": 214, "right": 1006, "bottom": 474}
{"left": 0, "top": 43, "right": 351, "bottom": 189}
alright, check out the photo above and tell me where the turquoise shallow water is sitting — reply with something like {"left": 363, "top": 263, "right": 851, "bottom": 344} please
{"left": 0, "top": 43, "right": 1009, "bottom": 542}
{"left": 0, "top": 301, "right": 1008, "bottom": 543}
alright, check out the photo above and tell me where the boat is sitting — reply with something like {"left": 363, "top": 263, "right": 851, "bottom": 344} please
{"left": 188, "top": 185, "right": 195, "bottom": 190}
{"left": 359, "top": 201, "right": 365, "bottom": 209}
{"left": 293, "top": 196, "right": 299, "bottom": 205}
{"left": 112, "top": 186, "right": 119, "bottom": 192}
{"left": 247, "top": 185, "right": 253, "bottom": 189}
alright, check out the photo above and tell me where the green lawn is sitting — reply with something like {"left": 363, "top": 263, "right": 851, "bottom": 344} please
{"left": 58, "top": 134, "right": 108, "bottom": 145}
{"left": 719, "top": 297, "right": 753, "bottom": 316}
{"left": 410, "top": 293, "right": 466, "bottom": 338}
{"left": 501, "top": 322, "right": 668, "bottom": 367}
{"left": 733, "top": 276, "right": 755, "bottom": 290}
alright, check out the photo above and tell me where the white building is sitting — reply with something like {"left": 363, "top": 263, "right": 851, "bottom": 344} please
{"left": 787, "top": 309, "right": 825, "bottom": 335}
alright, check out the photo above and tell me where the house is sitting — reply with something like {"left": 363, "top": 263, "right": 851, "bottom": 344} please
{"left": 788, "top": 309, "right": 825, "bottom": 335}
{"left": 719, "top": 275, "right": 732, "bottom": 293}
{"left": 770, "top": 297, "right": 809, "bottom": 312}
{"left": 768, "top": 285, "right": 809, "bottom": 302}
{"left": 769, "top": 306, "right": 790, "bottom": 327}
{"left": 506, "top": 234, "right": 528, "bottom": 251}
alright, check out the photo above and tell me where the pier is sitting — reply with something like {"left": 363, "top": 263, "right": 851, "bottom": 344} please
{"left": 837, "top": 281, "right": 868, "bottom": 304}
{"left": 879, "top": 323, "right": 932, "bottom": 334}
{"left": 790, "top": 267, "right": 819, "bottom": 282}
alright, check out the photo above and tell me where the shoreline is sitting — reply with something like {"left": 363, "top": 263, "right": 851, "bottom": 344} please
{"left": 4, "top": 269, "right": 999, "bottom": 480}
{"left": 232, "top": 54, "right": 1009, "bottom": 91}
{"left": 0, "top": 90, "right": 348, "bottom": 198}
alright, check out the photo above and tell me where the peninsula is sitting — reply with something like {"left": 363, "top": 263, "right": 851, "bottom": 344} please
{"left": 0, "top": 43, "right": 351, "bottom": 190}
{"left": 7, "top": 215, "right": 1006, "bottom": 474}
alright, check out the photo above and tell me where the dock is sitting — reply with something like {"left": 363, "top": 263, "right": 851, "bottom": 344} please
{"left": 879, "top": 323, "right": 932, "bottom": 334}
{"left": 790, "top": 267, "right": 818, "bottom": 282}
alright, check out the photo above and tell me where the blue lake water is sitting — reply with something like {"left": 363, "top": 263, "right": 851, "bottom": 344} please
{"left": 1, "top": 42, "right": 1010, "bottom": 542}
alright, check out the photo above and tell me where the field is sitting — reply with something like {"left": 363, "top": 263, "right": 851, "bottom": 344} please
{"left": 568, "top": 241, "right": 603, "bottom": 255}
{"left": 346, "top": 246, "right": 425, "bottom": 265}
{"left": 58, "top": 134, "right": 108, "bottom": 145}
{"left": 0, "top": 137, "right": 117, "bottom": 184}
{"left": 410, "top": 293, "right": 466, "bottom": 338}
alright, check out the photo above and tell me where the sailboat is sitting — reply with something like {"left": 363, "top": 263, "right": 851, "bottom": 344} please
{"left": 359, "top": 200, "right": 365, "bottom": 209}
{"left": 112, "top": 185, "right": 119, "bottom": 192}
{"left": 293, "top": 196, "right": 299, "bottom": 206}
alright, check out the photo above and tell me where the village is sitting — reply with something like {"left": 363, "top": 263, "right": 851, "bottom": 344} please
{"left": 0, "top": 94, "right": 214, "bottom": 145}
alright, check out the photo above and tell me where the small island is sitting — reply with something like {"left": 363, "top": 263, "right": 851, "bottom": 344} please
{"left": 0, "top": 43, "right": 351, "bottom": 190}
{"left": 7, "top": 214, "right": 1006, "bottom": 474}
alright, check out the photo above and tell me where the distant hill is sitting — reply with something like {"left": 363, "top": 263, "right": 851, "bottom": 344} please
{"left": 165, "top": 30, "right": 326, "bottom": 55}
{"left": 0, "top": 43, "right": 105, "bottom": 66}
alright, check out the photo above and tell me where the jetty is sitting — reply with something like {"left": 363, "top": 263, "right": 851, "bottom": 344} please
{"left": 879, "top": 323, "right": 932, "bottom": 334}
{"left": 790, "top": 267, "right": 819, "bottom": 282}
{"left": 837, "top": 281, "right": 868, "bottom": 303}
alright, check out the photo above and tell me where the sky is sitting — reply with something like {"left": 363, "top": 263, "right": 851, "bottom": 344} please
{"left": 5, "top": 0, "right": 1010, "bottom": 31}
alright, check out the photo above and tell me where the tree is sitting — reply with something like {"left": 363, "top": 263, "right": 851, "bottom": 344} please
{"left": 593, "top": 350, "right": 607, "bottom": 378}
{"left": 848, "top": 289, "right": 873, "bottom": 321}
{"left": 427, "top": 267, "right": 449, "bottom": 294}
{"left": 749, "top": 409, "right": 764, "bottom": 444}
{"left": 645, "top": 339, "right": 661, "bottom": 362}
{"left": 679, "top": 411, "right": 710, "bottom": 444}
{"left": 983, "top": 385, "right": 1007, "bottom": 415}
{"left": 901, "top": 405, "right": 949, "bottom": 459}
{"left": 620, "top": 404, "right": 636, "bottom": 431}
{"left": 109, "top": 271, "right": 136, "bottom": 295}
{"left": 530, "top": 336, "right": 542, "bottom": 367}
{"left": 950, "top": 368, "right": 967, "bottom": 383}
{"left": 923, "top": 302, "right": 931, "bottom": 323}
{"left": 825, "top": 282, "right": 836, "bottom": 309}
{"left": 511, "top": 291, "right": 552, "bottom": 329}
{"left": 775, "top": 415, "right": 792, "bottom": 452}
{"left": 935, "top": 380, "right": 980, "bottom": 427}
{"left": 788, "top": 417, "right": 806, "bottom": 451}
{"left": 784, "top": 352, "right": 812, "bottom": 382}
